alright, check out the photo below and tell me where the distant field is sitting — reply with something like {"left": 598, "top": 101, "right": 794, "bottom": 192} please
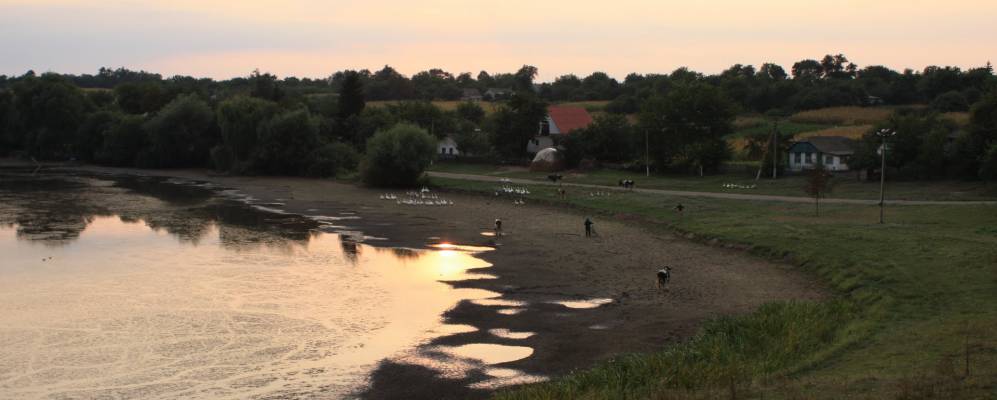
{"left": 366, "top": 100, "right": 501, "bottom": 114}
{"left": 942, "top": 111, "right": 971, "bottom": 126}
{"left": 365, "top": 100, "right": 609, "bottom": 115}
{"left": 733, "top": 115, "right": 766, "bottom": 129}
{"left": 555, "top": 100, "right": 610, "bottom": 112}
{"left": 797, "top": 124, "right": 872, "bottom": 139}
{"left": 789, "top": 106, "right": 896, "bottom": 125}
{"left": 727, "top": 121, "right": 828, "bottom": 139}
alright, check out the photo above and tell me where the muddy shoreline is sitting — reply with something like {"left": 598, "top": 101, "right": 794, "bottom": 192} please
{"left": 2, "top": 162, "right": 825, "bottom": 399}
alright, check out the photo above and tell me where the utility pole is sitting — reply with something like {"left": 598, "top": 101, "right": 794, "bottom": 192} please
{"left": 772, "top": 120, "right": 779, "bottom": 179}
{"left": 644, "top": 129, "right": 650, "bottom": 177}
{"left": 877, "top": 128, "right": 896, "bottom": 224}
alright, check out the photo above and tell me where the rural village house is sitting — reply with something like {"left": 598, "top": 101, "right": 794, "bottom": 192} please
{"left": 526, "top": 106, "right": 594, "bottom": 154}
{"left": 787, "top": 136, "right": 856, "bottom": 172}
{"left": 483, "top": 88, "right": 513, "bottom": 101}
{"left": 461, "top": 88, "right": 482, "bottom": 102}
{"left": 437, "top": 136, "right": 460, "bottom": 159}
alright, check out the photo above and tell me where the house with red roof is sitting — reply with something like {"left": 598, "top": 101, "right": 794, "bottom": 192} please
{"left": 527, "top": 106, "right": 594, "bottom": 153}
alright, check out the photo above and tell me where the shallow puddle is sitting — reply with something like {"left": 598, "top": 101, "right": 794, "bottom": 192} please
{"left": 488, "top": 328, "right": 536, "bottom": 339}
{"left": 438, "top": 344, "right": 534, "bottom": 364}
{"left": 551, "top": 298, "right": 614, "bottom": 309}
{"left": 472, "top": 298, "right": 528, "bottom": 307}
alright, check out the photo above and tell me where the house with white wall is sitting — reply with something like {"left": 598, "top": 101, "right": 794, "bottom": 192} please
{"left": 437, "top": 136, "right": 460, "bottom": 159}
{"left": 787, "top": 136, "right": 856, "bottom": 172}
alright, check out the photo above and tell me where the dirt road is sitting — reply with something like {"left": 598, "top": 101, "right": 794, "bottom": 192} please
{"left": 428, "top": 171, "right": 997, "bottom": 205}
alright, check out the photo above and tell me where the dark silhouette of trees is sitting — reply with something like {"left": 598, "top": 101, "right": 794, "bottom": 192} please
{"left": 337, "top": 70, "right": 366, "bottom": 119}
{"left": 488, "top": 93, "right": 547, "bottom": 158}
{"left": 361, "top": 123, "right": 437, "bottom": 186}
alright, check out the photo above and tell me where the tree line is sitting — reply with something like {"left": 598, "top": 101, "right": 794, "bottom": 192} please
{"left": 0, "top": 69, "right": 546, "bottom": 186}
{"left": 1, "top": 57, "right": 996, "bottom": 184}
{"left": 4, "top": 54, "right": 992, "bottom": 113}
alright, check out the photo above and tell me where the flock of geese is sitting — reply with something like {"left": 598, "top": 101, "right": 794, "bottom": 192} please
{"left": 379, "top": 187, "right": 455, "bottom": 206}
{"left": 494, "top": 184, "right": 531, "bottom": 205}
{"left": 722, "top": 183, "right": 758, "bottom": 189}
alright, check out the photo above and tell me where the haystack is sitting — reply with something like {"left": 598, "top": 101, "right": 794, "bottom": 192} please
{"left": 529, "top": 148, "right": 564, "bottom": 172}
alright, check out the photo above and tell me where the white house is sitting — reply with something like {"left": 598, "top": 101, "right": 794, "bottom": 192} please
{"left": 526, "top": 106, "right": 594, "bottom": 154}
{"left": 437, "top": 136, "right": 460, "bottom": 159}
{"left": 787, "top": 136, "right": 856, "bottom": 172}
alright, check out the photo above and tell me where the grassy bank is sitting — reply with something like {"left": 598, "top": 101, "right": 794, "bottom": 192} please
{"left": 428, "top": 162, "right": 997, "bottom": 201}
{"left": 430, "top": 176, "right": 997, "bottom": 399}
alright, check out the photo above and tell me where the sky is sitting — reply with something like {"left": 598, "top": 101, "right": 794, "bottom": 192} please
{"left": 1, "top": 0, "right": 995, "bottom": 82}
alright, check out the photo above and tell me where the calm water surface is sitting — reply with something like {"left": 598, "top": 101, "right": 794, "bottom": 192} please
{"left": 0, "top": 171, "right": 537, "bottom": 399}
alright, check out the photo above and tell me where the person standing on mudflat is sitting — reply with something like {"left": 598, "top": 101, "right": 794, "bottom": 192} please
{"left": 584, "top": 217, "right": 593, "bottom": 237}
{"left": 494, "top": 218, "right": 503, "bottom": 236}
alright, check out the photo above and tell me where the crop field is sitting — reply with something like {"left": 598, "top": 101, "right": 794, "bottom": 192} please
{"left": 789, "top": 106, "right": 897, "bottom": 125}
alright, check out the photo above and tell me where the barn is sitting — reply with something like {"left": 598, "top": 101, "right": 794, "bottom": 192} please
{"left": 526, "top": 106, "right": 594, "bottom": 154}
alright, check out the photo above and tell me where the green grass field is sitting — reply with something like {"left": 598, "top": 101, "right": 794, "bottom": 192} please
{"left": 428, "top": 162, "right": 997, "bottom": 201}
{"left": 428, "top": 175, "right": 997, "bottom": 399}
{"left": 727, "top": 121, "right": 830, "bottom": 139}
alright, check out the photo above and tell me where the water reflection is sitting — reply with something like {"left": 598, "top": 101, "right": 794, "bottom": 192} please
{"left": 0, "top": 170, "right": 534, "bottom": 399}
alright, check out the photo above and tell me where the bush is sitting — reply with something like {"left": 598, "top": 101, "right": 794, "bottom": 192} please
{"left": 210, "top": 145, "right": 236, "bottom": 172}
{"left": 979, "top": 143, "right": 997, "bottom": 181}
{"left": 931, "top": 90, "right": 969, "bottom": 112}
{"left": 306, "top": 142, "right": 359, "bottom": 178}
{"left": 142, "top": 94, "right": 215, "bottom": 167}
{"left": 361, "top": 123, "right": 436, "bottom": 186}
{"left": 253, "top": 109, "right": 321, "bottom": 175}
{"left": 95, "top": 115, "right": 147, "bottom": 166}
{"left": 216, "top": 96, "right": 278, "bottom": 162}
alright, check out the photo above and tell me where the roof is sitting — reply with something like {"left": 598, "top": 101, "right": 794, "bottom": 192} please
{"left": 547, "top": 106, "right": 593, "bottom": 133}
{"left": 791, "top": 136, "right": 856, "bottom": 155}
{"left": 462, "top": 88, "right": 481, "bottom": 96}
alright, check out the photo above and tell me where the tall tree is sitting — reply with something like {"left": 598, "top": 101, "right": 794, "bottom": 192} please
{"left": 488, "top": 93, "right": 547, "bottom": 158}
{"left": 248, "top": 70, "right": 284, "bottom": 102}
{"left": 216, "top": 96, "right": 278, "bottom": 163}
{"left": 338, "top": 70, "right": 366, "bottom": 119}
{"left": 514, "top": 65, "right": 539, "bottom": 91}
{"left": 142, "top": 94, "right": 215, "bottom": 167}
{"left": 638, "top": 82, "right": 735, "bottom": 173}
{"left": 11, "top": 73, "right": 87, "bottom": 159}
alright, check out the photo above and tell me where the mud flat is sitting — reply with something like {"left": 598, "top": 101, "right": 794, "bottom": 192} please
{"left": 0, "top": 163, "right": 824, "bottom": 399}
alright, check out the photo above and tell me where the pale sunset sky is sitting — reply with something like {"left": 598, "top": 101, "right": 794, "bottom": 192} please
{"left": 1, "top": 0, "right": 995, "bottom": 81}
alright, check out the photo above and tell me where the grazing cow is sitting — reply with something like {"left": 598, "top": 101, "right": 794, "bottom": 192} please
{"left": 656, "top": 267, "right": 672, "bottom": 291}
{"left": 547, "top": 174, "right": 563, "bottom": 183}
{"left": 619, "top": 179, "right": 635, "bottom": 190}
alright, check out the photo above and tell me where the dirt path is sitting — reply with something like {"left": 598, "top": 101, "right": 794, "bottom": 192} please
{"left": 7, "top": 163, "right": 825, "bottom": 399}
{"left": 428, "top": 171, "right": 997, "bottom": 205}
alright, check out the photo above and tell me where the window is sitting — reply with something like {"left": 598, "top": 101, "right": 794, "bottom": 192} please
{"left": 825, "top": 155, "right": 832, "bottom": 164}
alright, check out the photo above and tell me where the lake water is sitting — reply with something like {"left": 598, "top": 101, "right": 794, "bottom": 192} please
{"left": 0, "top": 170, "right": 540, "bottom": 399}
